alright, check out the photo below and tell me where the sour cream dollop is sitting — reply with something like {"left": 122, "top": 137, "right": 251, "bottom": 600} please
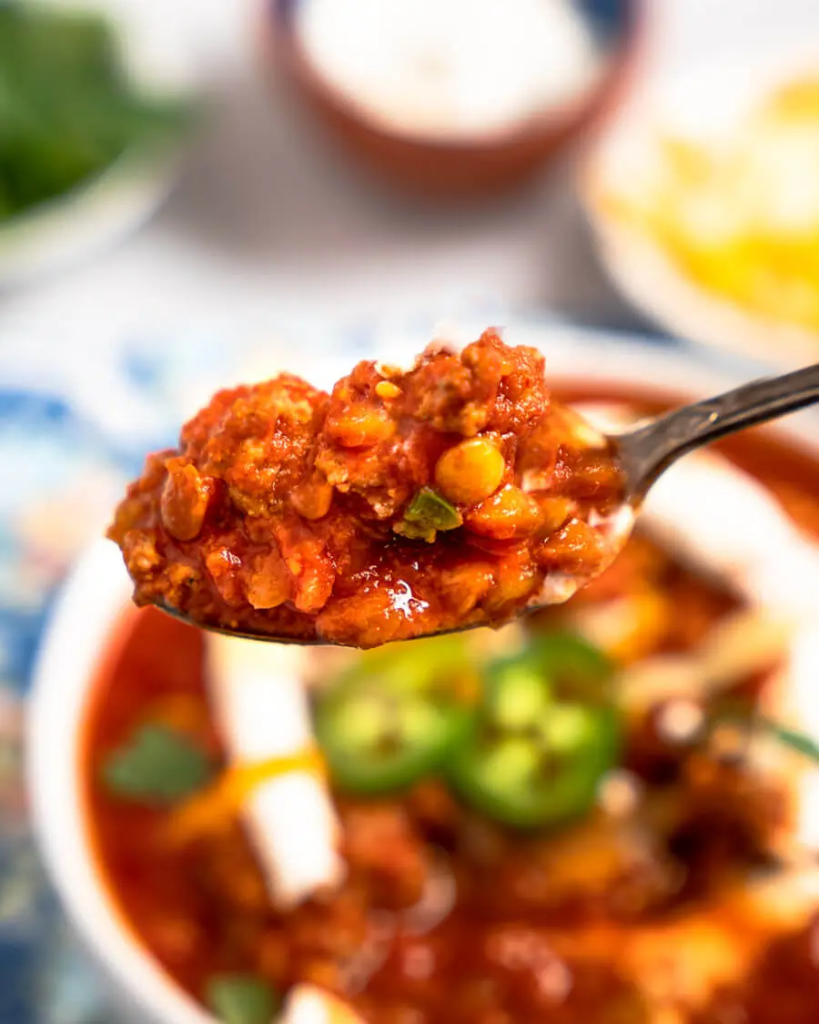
{"left": 295, "top": 0, "right": 605, "bottom": 140}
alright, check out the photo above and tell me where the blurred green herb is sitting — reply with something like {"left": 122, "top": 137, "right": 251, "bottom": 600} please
{"left": 206, "top": 975, "right": 280, "bottom": 1024}
{"left": 0, "top": 1, "right": 193, "bottom": 220}
{"left": 712, "top": 699, "right": 819, "bottom": 765}
{"left": 757, "top": 716, "right": 819, "bottom": 763}
{"left": 102, "top": 723, "right": 213, "bottom": 805}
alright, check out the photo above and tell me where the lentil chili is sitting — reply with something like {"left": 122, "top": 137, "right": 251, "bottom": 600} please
{"left": 108, "top": 331, "right": 625, "bottom": 647}
{"left": 83, "top": 532, "right": 800, "bottom": 1024}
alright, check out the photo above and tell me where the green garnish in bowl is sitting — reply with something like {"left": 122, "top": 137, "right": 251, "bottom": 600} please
{"left": 102, "top": 722, "right": 213, "bottom": 805}
{"left": 206, "top": 975, "right": 280, "bottom": 1024}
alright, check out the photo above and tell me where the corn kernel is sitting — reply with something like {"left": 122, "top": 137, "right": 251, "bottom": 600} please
{"left": 375, "top": 380, "right": 401, "bottom": 400}
{"left": 375, "top": 362, "right": 403, "bottom": 379}
{"left": 538, "top": 497, "right": 575, "bottom": 534}
{"left": 487, "top": 557, "right": 538, "bottom": 606}
{"left": 246, "top": 551, "right": 290, "bottom": 609}
{"left": 434, "top": 438, "right": 506, "bottom": 506}
{"left": 326, "top": 406, "right": 394, "bottom": 447}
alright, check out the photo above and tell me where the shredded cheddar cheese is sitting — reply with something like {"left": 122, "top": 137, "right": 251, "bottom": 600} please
{"left": 603, "top": 76, "right": 819, "bottom": 333}
{"left": 168, "top": 747, "right": 326, "bottom": 844}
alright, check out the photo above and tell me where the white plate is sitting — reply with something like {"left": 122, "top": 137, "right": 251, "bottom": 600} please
{"left": 0, "top": 0, "right": 200, "bottom": 288}
{"left": 581, "top": 45, "right": 819, "bottom": 367}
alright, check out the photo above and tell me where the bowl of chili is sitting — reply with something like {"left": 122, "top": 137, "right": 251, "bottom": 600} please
{"left": 28, "top": 325, "right": 819, "bottom": 1024}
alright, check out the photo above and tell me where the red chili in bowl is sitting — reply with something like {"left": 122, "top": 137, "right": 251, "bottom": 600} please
{"left": 86, "top": 385, "right": 819, "bottom": 1024}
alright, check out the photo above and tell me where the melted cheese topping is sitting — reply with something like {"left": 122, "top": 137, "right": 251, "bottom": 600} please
{"left": 169, "top": 749, "right": 326, "bottom": 844}
{"left": 601, "top": 77, "right": 819, "bottom": 332}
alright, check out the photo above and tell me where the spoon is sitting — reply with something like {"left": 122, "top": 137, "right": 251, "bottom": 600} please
{"left": 156, "top": 362, "right": 819, "bottom": 646}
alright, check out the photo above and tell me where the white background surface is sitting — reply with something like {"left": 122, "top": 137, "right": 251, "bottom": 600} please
{"left": 1, "top": 0, "right": 818, "bottom": 354}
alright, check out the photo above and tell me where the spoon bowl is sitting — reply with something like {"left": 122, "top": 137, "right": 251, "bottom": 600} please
{"left": 153, "top": 511, "right": 636, "bottom": 647}
{"left": 149, "top": 361, "right": 819, "bottom": 646}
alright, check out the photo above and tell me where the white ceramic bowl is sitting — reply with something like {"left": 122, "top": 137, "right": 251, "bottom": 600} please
{"left": 581, "top": 45, "right": 819, "bottom": 367}
{"left": 26, "top": 323, "right": 819, "bottom": 1024}
{"left": 0, "top": 0, "right": 199, "bottom": 288}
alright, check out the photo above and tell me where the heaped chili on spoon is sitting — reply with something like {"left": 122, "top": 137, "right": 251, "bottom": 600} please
{"left": 314, "top": 636, "right": 475, "bottom": 794}
{"left": 108, "top": 328, "right": 819, "bottom": 648}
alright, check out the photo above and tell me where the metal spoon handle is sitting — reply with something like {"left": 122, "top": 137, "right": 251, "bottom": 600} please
{"left": 616, "top": 362, "right": 819, "bottom": 496}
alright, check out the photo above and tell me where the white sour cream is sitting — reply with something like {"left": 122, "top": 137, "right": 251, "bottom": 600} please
{"left": 295, "top": 0, "right": 604, "bottom": 140}
{"left": 577, "top": 401, "right": 819, "bottom": 854}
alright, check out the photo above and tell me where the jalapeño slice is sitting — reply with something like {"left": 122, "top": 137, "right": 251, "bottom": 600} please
{"left": 396, "top": 487, "right": 463, "bottom": 542}
{"left": 447, "top": 631, "right": 620, "bottom": 829}
{"left": 523, "top": 631, "right": 614, "bottom": 703}
{"left": 315, "top": 636, "right": 474, "bottom": 795}
{"left": 447, "top": 703, "right": 620, "bottom": 829}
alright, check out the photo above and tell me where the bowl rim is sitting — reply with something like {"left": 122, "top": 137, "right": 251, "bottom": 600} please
{"left": 0, "top": 144, "right": 187, "bottom": 287}
{"left": 26, "top": 322, "right": 819, "bottom": 1024}
{"left": 27, "top": 539, "right": 212, "bottom": 1024}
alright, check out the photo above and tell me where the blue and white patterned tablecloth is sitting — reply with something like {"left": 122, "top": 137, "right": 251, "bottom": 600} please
{"left": 0, "top": 329, "right": 231, "bottom": 1024}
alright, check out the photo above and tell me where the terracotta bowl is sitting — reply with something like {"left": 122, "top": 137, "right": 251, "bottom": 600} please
{"left": 263, "top": 0, "right": 645, "bottom": 199}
